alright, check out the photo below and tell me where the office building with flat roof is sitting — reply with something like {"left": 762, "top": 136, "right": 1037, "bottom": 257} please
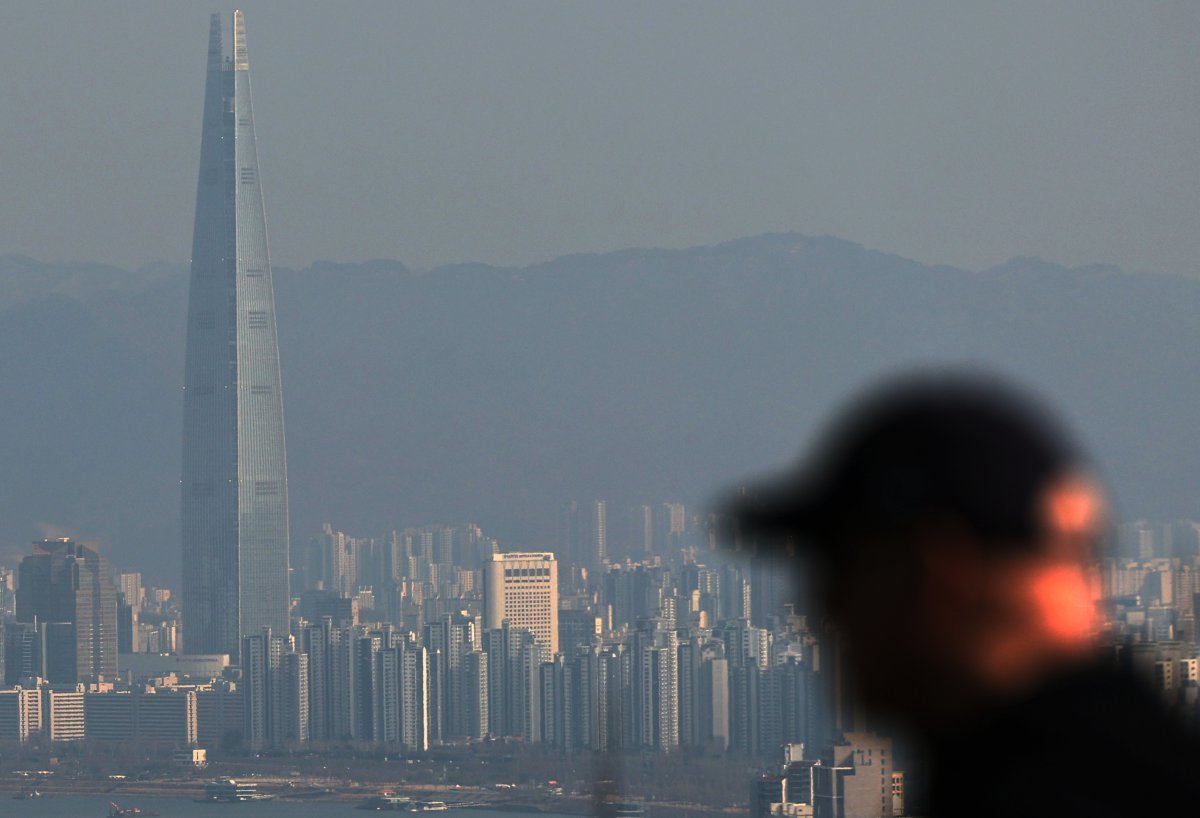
{"left": 484, "top": 553, "right": 559, "bottom": 655}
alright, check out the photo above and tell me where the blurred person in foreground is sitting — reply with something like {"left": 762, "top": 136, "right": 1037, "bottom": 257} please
{"left": 720, "top": 370, "right": 1200, "bottom": 817}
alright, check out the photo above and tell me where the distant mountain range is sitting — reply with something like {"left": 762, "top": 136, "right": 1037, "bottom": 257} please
{"left": 2, "top": 233, "right": 1197, "bottom": 579}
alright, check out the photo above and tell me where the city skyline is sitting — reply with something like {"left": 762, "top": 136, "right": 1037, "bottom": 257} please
{"left": 0, "top": 5, "right": 1198, "bottom": 815}
{"left": 181, "top": 12, "right": 291, "bottom": 659}
{"left": 0, "top": 489, "right": 1196, "bottom": 813}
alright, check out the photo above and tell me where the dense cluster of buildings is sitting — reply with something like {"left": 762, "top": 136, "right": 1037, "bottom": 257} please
{"left": 7, "top": 514, "right": 1200, "bottom": 762}
{"left": 0, "top": 508, "right": 835, "bottom": 762}
{"left": 241, "top": 512, "right": 834, "bottom": 757}
{"left": 1095, "top": 521, "right": 1200, "bottom": 715}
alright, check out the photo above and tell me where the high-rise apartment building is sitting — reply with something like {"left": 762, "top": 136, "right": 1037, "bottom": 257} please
{"left": 117, "top": 572, "right": 143, "bottom": 609}
{"left": 15, "top": 539, "right": 118, "bottom": 684}
{"left": 484, "top": 553, "right": 559, "bottom": 655}
{"left": 181, "top": 11, "right": 290, "bottom": 659}
{"left": 0, "top": 688, "right": 42, "bottom": 742}
{"left": 423, "top": 611, "right": 480, "bottom": 739}
{"left": 633, "top": 621, "right": 678, "bottom": 750}
{"left": 558, "top": 502, "right": 581, "bottom": 565}
{"left": 637, "top": 504, "right": 654, "bottom": 554}
{"left": 655, "top": 502, "right": 687, "bottom": 550}
{"left": 42, "top": 688, "right": 85, "bottom": 742}
{"left": 559, "top": 501, "right": 607, "bottom": 568}
{"left": 242, "top": 627, "right": 308, "bottom": 750}
{"left": 480, "top": 622, "right": 548, "bottom": 740}
{"left": 588, "top": 500, "right": 607, "bottom": 567}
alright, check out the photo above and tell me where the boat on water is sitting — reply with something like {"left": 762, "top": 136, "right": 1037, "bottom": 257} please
{"left": 599, "top": 803, "right": 646, "bottom": 818}
{"left": 357, "top": 797, "right": 455, "bottom": 812}
{"left": 357, "top": 795, "right": 412, "bottom": 811}
{"left": 197, "top": 779, "right": 274, "bottom": 802}
{"left": 108, "top": 802, "right": 160, "bottom": 817}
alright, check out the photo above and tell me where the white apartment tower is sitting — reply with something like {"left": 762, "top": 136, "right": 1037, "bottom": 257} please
{"left": 484, "top": 553, "right": 559, "bottom": 655}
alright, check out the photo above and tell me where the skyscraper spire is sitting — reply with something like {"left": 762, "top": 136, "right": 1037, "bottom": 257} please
{"left": 182, "top": 11, "right": 290, "bottom": 661}
{"left": 233, "top": 9, "right": 249, "bottom": 71}
{"left": 206, "top": 13, "right": 222, "bottom": 71}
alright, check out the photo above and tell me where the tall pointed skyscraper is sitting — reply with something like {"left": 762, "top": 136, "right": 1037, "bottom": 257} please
{"left": 182, "top": 11, "right": 290, "bottom": 660}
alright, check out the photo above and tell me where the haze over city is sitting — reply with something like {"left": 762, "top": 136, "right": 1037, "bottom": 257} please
{"left": 3, "top": 2, "right": 1200, "bottom": 574}
{"left": 1, "top": 6, "right": 1200, "bottom": 816}
{"left": 1, "top": 2, "right": 1197, "bottom": 276}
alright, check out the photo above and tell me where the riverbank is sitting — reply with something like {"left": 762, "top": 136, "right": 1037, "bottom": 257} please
{"left": 0, "top": 778, "right": 743, "bottom": 818}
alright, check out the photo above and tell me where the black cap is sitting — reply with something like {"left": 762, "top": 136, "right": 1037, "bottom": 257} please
{"left": 720, "top": 370, "right": 1082, "bottom": 553}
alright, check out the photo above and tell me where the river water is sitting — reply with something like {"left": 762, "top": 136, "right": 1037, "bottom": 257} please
{"left": 5, "top": 796, "right": 574, "bottom": 818}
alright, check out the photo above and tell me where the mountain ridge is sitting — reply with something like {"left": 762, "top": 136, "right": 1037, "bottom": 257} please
{"left": 0, "top": 233, "right": 1195, "bottom": 580}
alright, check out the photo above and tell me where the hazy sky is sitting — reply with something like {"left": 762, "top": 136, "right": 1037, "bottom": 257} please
{"left": 2, "top": 2, "right": 1197, "bottom": 275}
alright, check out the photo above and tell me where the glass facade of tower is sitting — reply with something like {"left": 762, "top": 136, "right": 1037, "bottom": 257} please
{"left": 182, "top": 12, "right": 290, "bottom": 660}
